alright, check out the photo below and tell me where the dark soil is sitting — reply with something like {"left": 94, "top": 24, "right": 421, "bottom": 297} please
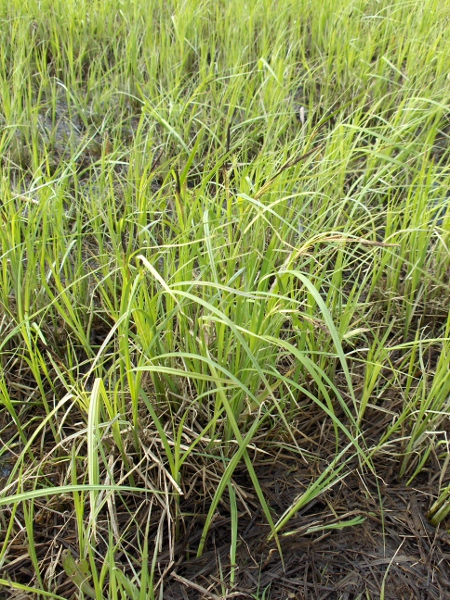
{"left": 1, "top": 357, "right": 450, "bottom": 599}
{"left": 162, "top": 456, "right": 450, "bottom": 600}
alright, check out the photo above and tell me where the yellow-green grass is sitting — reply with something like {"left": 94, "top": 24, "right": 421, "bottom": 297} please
{"left": 0, "top": 0, "right": 449, "bottom": 597}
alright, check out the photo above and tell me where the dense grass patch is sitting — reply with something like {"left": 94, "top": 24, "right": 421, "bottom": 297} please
{"left": 0, "top": 0, "right": 449, "bottom": 597}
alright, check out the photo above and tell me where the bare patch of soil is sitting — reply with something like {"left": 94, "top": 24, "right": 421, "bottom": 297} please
{"left": 162, "top": 456, "right": 450, "bottom": 600}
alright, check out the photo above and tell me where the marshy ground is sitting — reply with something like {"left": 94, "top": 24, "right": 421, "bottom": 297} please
{"left": 0, "top": 0, "right": 450, "bottom": 598}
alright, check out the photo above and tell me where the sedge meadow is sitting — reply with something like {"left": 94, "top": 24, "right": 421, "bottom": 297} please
{"left": 0, "top": 0, "right": 450, "bottom": 598}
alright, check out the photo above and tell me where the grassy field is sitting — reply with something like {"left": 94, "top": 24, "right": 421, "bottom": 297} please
{"left": 0, "top": 0, "right": 449, "bottom": 597}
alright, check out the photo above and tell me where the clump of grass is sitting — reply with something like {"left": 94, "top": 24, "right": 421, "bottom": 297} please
{"left": 0, "top": 0, "right": 449, "bottom": 597}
